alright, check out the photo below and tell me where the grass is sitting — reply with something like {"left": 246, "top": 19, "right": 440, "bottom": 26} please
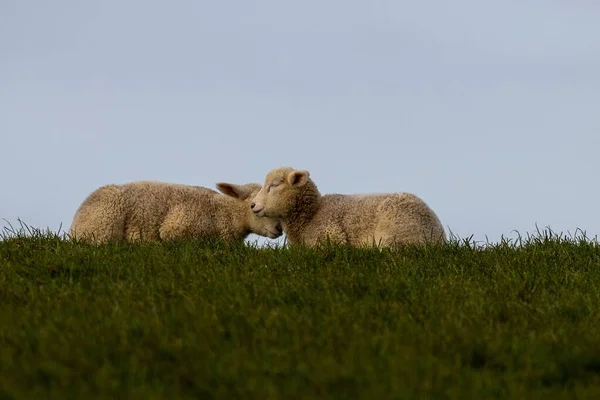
{"left": 1, "top": 224, "right": 600, "bottom": 399}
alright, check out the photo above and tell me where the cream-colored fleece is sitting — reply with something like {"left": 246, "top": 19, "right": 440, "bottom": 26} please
{"left": 69, "top": 181, "right": 282, "bottom": 243}
{"left": 251, "top": 167, "right": 445, "bottom": 247}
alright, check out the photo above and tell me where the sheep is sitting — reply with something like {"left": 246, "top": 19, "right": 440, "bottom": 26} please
{"left": 250, "top": 167, "right": 446, "bottom": 248}
{"left": 69, "top": 181, "right": 283, "bottom": 243}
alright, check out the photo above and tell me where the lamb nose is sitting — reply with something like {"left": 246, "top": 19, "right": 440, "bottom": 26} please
{"left": 251, "top": 203, "right": 255, "bottom": 209}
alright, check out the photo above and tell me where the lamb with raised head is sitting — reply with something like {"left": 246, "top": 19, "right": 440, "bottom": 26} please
{"left": 250, "top": 167, "right": 445, "bottom": 247}
{"left": 69, "top": 181, "right": 283, "bottom": 243}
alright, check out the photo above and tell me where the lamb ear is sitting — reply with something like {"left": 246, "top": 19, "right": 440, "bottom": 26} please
{"left": 216, "top": 182, "right": 249, "bottom": 199}
{"left": 287, "top": 170, "right": 310, "bottom": 187}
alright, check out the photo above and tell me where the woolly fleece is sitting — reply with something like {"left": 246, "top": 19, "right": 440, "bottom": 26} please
{"left": 69, "top": 181, "right": 282, "bottom": 243}
{"left": 251, "top": 167, "right": 446, "bottom": 247}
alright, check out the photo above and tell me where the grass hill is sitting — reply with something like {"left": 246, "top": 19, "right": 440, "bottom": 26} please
{"left": 1, "top": 225, "right": 600, "bottom": 399}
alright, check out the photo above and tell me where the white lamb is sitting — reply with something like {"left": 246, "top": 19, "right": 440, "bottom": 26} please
{"left": 250, "top": 167, "right": 446, "bottom": 247}
{"left": 69, "top": 181, "right": 283, "bottom": 243}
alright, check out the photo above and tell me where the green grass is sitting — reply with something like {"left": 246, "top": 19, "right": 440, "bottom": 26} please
{"left": 2, "top": 226, "right": 600, "bottom": 399}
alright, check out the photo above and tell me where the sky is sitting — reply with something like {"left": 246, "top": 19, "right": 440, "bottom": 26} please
{"left": 1, "top": 0, "right": 599, "bottom": 245}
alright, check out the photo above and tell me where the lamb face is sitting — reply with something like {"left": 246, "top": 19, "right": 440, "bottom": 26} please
{"left": 251, "top": 167, "right": 310, "bottom": 219}
{"left": 244, "top": 184, "right": 283, "bottom": 239}
{"left": 216, "top": 182, "right": 283, "bottom": 239}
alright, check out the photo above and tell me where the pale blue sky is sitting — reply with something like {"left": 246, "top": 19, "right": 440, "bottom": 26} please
{"left": 1, "top": 0, "right": 599, "bottom": 244}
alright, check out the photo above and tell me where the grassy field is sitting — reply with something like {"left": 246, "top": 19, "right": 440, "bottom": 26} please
{"left": 1, "top": 226, "right": 600, "bottom": 399}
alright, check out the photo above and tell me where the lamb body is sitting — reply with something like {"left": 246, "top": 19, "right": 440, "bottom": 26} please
{"left": 251, "top": 167, "right": 445, "bottom": 247}
{"left": 70, "top": 181, "right": 282, "bottom": 243}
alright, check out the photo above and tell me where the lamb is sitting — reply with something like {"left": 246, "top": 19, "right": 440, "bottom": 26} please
{"left": 69, "top": 181, "right": 283, "bottom": 243}
{"left": 250, "top": 167, "right": 446, "bottom": 247}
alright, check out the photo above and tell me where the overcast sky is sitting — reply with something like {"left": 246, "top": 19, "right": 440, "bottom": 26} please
{"left": 1, "top": 0, "right": 599, "bottom": 245}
